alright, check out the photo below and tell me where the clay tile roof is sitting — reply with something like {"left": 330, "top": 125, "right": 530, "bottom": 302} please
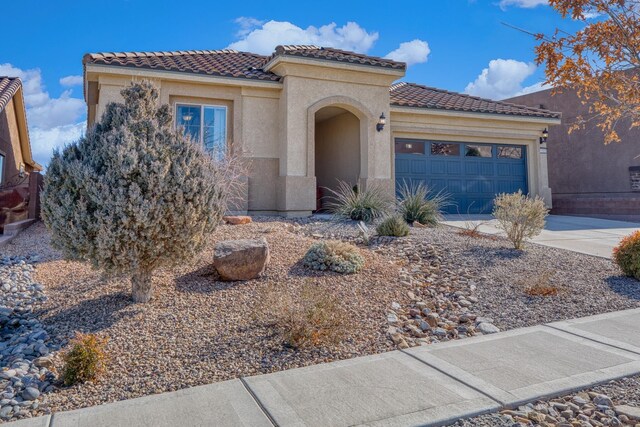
{"left": 270, "top": 45, "right": 406, "bottom": 70}
{"left": 390, "top": 82, "right": 561, "bottom": 119}
{"left": 0, "top": 77, "right": 22, "bottom": 113}
{"left": 83, "top": 50, "right": 281, "bottom": 82}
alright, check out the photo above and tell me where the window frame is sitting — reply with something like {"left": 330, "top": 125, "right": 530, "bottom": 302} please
{"left": 0, "top": 150, "right": 5, "bottom": 186}
{"left": 174, "top": 102, "right": 229, "bottom": 153}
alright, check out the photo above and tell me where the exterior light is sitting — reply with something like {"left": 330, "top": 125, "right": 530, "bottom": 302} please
{"left": 376, "top": 113, "right": 386, "bottom": 132}
{"left": 18, "top": 163, "right": 25, "bottom": 178}
{"left": 540, "top": 128, "right": 549, "bottom": 144}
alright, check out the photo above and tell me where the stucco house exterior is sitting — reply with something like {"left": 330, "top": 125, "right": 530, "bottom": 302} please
{"left": 83, "top": 45, "right": 560, "bottom": 216}
{"left": 507, "top": 87, "right": 640, "bottom": 221}
{"left": 0, "top": 77, "right": 42, "bottom": 234}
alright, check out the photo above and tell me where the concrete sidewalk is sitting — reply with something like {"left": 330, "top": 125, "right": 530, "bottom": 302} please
{"left": 8, "top": 308, "right": 640, "bottom": 427}
{"left": 443, "top": 214, "right": 640, "bottom": 258}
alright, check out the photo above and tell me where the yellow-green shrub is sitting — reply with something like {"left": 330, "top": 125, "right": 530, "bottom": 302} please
{"left": 614, "top": 231, "right": 640, "bottom": 280}
{"left": 62, "top": 333, "right": 108, "bottom": 386}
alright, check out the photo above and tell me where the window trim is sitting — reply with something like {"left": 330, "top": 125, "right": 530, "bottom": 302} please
{"left": 0, "top": 150, "right": 5, "bottom": 186}
{"left": 464, "top": 144, "right": 493, "bottom": 158}
{"left": 174, "top": 102, "right": 229, "bottom": 152}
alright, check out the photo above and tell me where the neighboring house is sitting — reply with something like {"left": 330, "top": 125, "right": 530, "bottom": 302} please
{"left": 83, "top": 45, "right": 560, "bottom": 216}
{"left": 507, "top": 87, "right": 640, "bottom": 221}
{"left": 0, "top": 77, "right": 43, "bottom": 233}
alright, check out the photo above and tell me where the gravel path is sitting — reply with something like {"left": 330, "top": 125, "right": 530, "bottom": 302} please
{"left": 2, "top": 218, "right": 639, "bottom": 422}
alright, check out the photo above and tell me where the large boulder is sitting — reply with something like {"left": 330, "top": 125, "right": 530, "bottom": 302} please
{"left": 213, "top": 238, "right": 270, "bottom": 281}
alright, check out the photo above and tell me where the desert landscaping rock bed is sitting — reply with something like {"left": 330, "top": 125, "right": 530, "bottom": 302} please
{"left": 0, "top": 217, "right": 638, "bottom": 422}
{"left": 459, "top": 376, "right": 640, "bottom": 426}
{"left": 1, "top": 220, "right": 408, "bottom": 420}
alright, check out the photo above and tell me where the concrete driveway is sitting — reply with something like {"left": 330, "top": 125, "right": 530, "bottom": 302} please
{"left": 443, "top": 214, "right": 640, "bottom": 259}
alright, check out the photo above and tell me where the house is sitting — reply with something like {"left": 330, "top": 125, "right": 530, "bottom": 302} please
{"left": 83, "top": 45, "right": 560, "bottom": 216}
{"left": 0, "top": 77, "right": 43, "bottom": 236}
{"left": 507, "top": 86, "right": 640, "bottom": 221}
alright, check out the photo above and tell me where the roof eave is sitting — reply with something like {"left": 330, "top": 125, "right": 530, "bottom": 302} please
{"left": 263, "top": 54, "right": 406, "bottom": 77}
{"left": 390, "top": 104, "right": 562, "bottom": 124}
{"left": 84, "top": 63, "right": 284, "bottom": 88}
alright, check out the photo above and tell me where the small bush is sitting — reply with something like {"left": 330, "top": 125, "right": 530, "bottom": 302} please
{"left": 613, "top": 231, "right": 640, "bottom": 280}
{"left": 325, "top": 181, "right": 393, "bottom": 223}
{"left": 303, "top": 240, "right": 365, "bottom": 274}
{"left": 397, "top": 181, "right": 447, "bottom": 226}
{"left": 376, "top": 215, "right": 410, "bottom": 237}
{"left": 260, "top": 284, "right": 347, "bottom": 348}
{"left": 62, "top": 333, "right": 108, "bottom": 386}
{"left": 493, "top": 191, "right": 548, "bottom": 250}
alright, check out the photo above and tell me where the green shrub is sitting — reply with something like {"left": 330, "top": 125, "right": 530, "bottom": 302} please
{"left": 397, "top": 181, "right": 447, "bottom": 226}
{"left": 41, "top": 81, "right": 231, "bottom": 303}
{"left": 325, "top": 181, "right": 393, "bottom": 223}
{"left": 303, "top": 240, "right": 365, "bottom": 274}
{"left": 376, "top": 215, "right": 410, "bottom": 237}
{"left": 260, "top": 284, "right": 347, "bottom": 348}
{"left": 62, "top": 333, "right": 108, "bottom": 386}
{"left": 493, "top": 190, "right": 548, "bottom": 250}
{"left": 613, "top": 231, "right": 640, "bottom": 280}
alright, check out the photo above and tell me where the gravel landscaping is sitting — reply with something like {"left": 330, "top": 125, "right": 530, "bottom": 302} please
{"left": 0, "top": 217, "right": 639, "bottom": 422}
{"left": 1, "top": 220, "right": 409, "bottom": 420}
{"left": 459, "top": 376, "right": 640, "bottom": 426}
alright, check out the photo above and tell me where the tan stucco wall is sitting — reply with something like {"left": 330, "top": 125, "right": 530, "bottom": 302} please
{"left": 391, "top": 107, "right": 557, "bottom": 207}
{"left": 85, "top": 60, "right": 556, "bottom": 215}
{"left": 315, "top": 111, "right": 360, "bottom": 202}
{"left": 0, "top": 99, "right": 26, "bottom": 183}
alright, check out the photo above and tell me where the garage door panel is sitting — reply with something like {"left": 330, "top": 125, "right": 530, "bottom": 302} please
{"left": 395, "top": 140, "right": 527, "bottom": 214}
{"left": 431, "top": 161, "right": 447, "bottom": 175}
{"left": 410, "top": 159, "right": 427, "bottom": 174}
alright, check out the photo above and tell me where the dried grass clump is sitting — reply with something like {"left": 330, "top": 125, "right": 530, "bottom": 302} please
{"left": 260, "top": 284, "right": 347, "bottom": 348}
{"left": 522, "top": 270, "right": 561, "bottom": 297}
{"left": 62, "top": 333, "right": 108, "bottom": 386}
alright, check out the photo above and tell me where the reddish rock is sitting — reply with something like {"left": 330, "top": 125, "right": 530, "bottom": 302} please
{"left": 223, "top": 215, "right": 252, "bottom": 225}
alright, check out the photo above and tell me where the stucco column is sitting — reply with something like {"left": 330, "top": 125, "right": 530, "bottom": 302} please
{"left": 538, "top": 142, "right": 553, "bottom": 208}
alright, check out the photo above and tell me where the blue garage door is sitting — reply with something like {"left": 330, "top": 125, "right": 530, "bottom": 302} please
{"left": 395, "top": 139, "right": 528, "bottom": 214}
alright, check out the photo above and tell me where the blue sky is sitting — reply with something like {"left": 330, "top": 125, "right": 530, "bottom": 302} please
{"left": 0, "top": 0, "right": 587, "bottom": 166}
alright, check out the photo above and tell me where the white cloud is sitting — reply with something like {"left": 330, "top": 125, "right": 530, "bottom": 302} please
{"left": 0, "top": 63, "right": 85, "bottom": 167}
{"left": 465, "top": 59, "right": 545, "bottom": 99}
{"left": 234, "top": 17, "right": 265, "bottom": 38}
{"left": 29, "top": 123, "right": 86, "bottom": 166}
{"left": 227, "top": 20, "right": 379, "bottom": 55}
{"left": 59, "top": 75, "right": 83, "bottom": 87}
{"left": 498, "top": 0, "right": 547, "bottom": 9}
{"left": 385, "top": 39, "right": 431, "bottom": 66}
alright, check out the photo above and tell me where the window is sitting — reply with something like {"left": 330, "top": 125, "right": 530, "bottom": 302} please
{"left": 465, "top": 145, "right": 492, "bottom": 158}
{"left": 176, "top": 104, "right": 227, "bottom": 154}
{"left": 0, "top": 153, "right": 4, "bottom": 185}
{"left": 497, "top": 146, "right": 523, "bottom": 159}
{"left": 431, "top": 143, "right": 460, "bottom": 156}
{"left": 395, "top": 140, "right": 425, "bottom": 155}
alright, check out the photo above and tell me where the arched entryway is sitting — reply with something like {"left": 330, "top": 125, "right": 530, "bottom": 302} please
{"left": 314, "top": 106, "right": 361, "bottom": 211}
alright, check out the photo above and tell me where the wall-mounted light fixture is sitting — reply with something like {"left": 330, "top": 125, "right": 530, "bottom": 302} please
{"left": 18, "top": 163, "right": 25, "bottom": 178}
{"left": 540, "top": 128, "right": 549, "bottom": 144}
{"left": 376, "top": 113, "right": 386, "bottom": 132}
